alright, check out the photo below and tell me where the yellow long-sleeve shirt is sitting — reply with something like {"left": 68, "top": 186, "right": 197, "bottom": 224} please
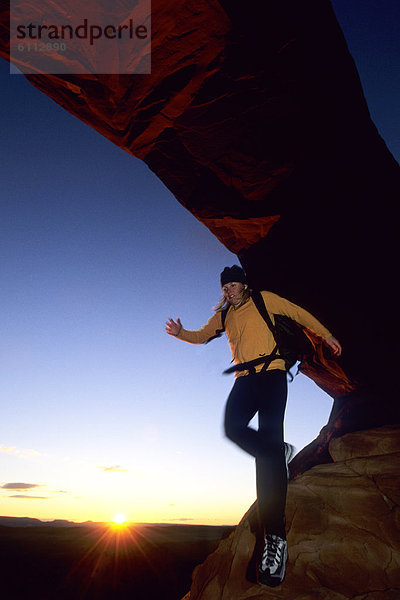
{"left": 177, "top": 291, "right": 332, "bottom": 376}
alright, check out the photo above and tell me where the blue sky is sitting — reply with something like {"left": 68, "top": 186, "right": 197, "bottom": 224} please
{"left": 0, "top": 0, "right": 399, "bottom": 524}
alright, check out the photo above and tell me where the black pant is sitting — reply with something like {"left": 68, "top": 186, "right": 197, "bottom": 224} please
{"left": 224, "top": 369, "right": 288, "bottom": 539}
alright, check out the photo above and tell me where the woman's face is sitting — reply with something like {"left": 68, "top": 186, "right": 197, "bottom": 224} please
{"left": 222, "top": 281, "right": 246, "bottom": 306}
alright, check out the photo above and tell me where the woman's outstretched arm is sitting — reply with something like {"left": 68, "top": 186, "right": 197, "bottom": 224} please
{"left": 165, "top": 317, "right": 182, "bottom": 336}
{"left": 165, "top": 312, "right": 222, "bottom": 344}
{"left": 324, "top": 335, "right": 342, "bottom": 356}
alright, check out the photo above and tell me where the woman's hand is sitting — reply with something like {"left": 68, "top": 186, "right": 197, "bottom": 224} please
{"left": 165, "top": 317, "right": 182, "bottom": 336}
{"left": 325, "top": 335, "right": 342, "bottom": 356}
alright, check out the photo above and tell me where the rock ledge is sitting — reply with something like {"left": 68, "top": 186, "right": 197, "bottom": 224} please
{"left": 184, "top": 426, "right": 400, "bottom": 600}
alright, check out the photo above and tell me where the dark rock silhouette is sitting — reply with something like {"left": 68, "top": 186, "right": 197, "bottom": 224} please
{"left": 0, "top": 522, "right": 233, "bottom": 600}
{"left": 184, "top": 426, "right": 400, "bottom": 600}
{"left": 1, "top": 1, "right": 399, "bottom": 468}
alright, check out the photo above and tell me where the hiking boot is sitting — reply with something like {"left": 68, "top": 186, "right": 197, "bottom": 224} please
{"left": 284, "top": 442, "right": 296, "bottom": 478}
{"left": 257, "top": 533, "right": 288, "bottom": 587}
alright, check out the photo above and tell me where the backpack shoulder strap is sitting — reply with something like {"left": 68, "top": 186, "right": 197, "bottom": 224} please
{"left": 220, "top": 304, "right": 231, "bottom": 331}
{"left": 251, "top": 290, "right": 276, "bottom": 339}
{"left": 205, "top": 305, "right": 231, "bottom": 343}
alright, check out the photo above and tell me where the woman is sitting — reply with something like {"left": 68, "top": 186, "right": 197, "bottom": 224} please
{"left": 165, "top": 265, "right": 341, "bottom": 587}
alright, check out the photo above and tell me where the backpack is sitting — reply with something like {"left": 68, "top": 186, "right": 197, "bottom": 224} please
{"left": 220, "top": 290, "right": 314, "bottom": 377}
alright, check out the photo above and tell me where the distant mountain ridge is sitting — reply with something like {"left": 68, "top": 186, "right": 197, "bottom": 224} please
{"left": 0, "top": 516, "right": 100, "bottom": 528}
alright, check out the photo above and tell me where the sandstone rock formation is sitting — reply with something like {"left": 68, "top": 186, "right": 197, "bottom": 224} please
{"left": 1, "top": 1, "right": 399, "bottom": 471}
{"left": 183, "top": 426, "right": 400, "bottom": 600}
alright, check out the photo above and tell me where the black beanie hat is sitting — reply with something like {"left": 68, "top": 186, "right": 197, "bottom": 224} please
{"left": 220, "top": 265, "right": 247, "bottom": 287}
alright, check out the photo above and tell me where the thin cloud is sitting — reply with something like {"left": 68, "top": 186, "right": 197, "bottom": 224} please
{"left": 0, "top": 445, "right": 41, "bottom": 458}
{"left": 97, "top": 465, "right": 128, "bottom": 473}
{"left": 9, "top": 494, "right": 49, "bottom": 499}
{"left": 1, "top": 483, "right": 43, "bottom": 490}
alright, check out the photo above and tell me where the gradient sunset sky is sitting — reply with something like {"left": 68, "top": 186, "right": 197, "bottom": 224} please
{"left": 1, "top": 1, "right": 399, "bottom": 525}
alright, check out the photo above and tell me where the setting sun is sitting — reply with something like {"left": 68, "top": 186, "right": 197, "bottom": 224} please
{"left": 112, "top": 512, "right": 127, "bottom": 525}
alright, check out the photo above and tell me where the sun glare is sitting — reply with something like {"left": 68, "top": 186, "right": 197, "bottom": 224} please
{"left": 112, "top": 512, "right": 127, "bottom": 526}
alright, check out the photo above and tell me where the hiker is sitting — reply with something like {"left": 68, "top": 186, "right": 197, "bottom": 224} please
{"left": 165, "top": 265, "right": 341, "bottom": 587}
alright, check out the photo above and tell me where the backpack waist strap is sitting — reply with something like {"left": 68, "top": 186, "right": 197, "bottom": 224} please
{"left": 223, "top": 346, "right": 280, "bottom": 375}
